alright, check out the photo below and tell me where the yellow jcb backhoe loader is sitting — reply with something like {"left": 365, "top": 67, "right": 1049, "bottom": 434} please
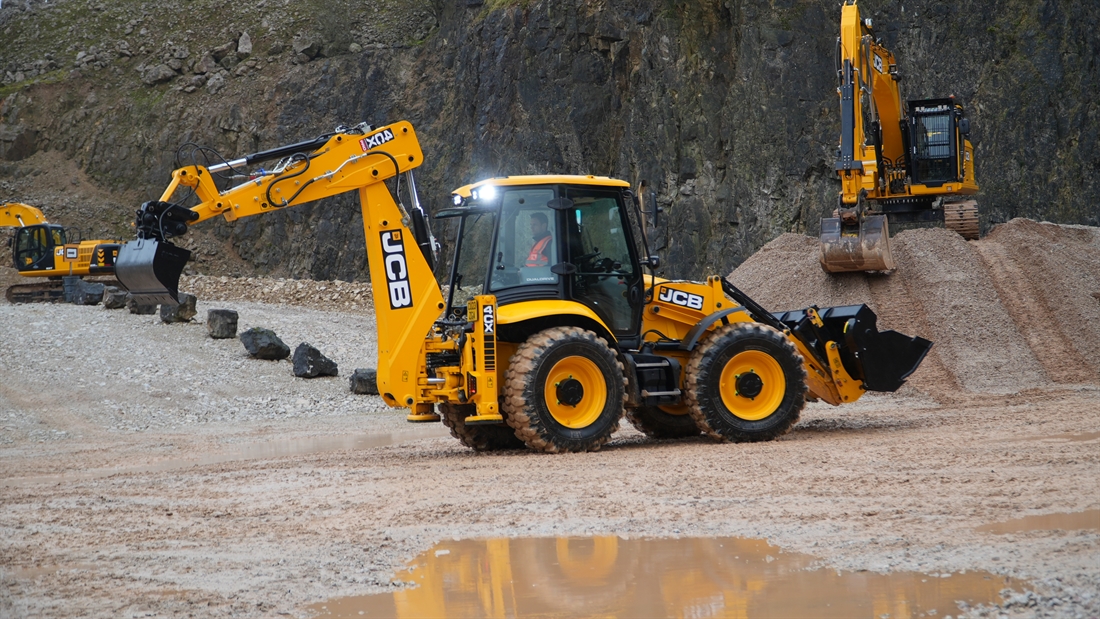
{"left": 115, "top": 121, "right": 931, "bottom": 453}
{"left": 1, "top": 202, "right": 123, "bottom": 302}
{"left": 821, "top": 0, "right": 980, "bottom": 273}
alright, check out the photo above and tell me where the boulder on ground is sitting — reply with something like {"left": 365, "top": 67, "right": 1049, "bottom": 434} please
{"left": 349, "top": 368, "right": 378, "bottom": 395}
{"left": 102, "top": 286, "right": 128, "bottom": 309}
{"left": 160, "top": 292, "right": 197, "bottom": 323}
{"left": 73, "top": 281, "right": 105, "bottom": 305}
{"left": 127, "top": 296, "right": 158, "bottom": 314}
{"left": 292, "top": 343, "right": 339, "bottom": 378}
{"left": 240, "top": 327, "right": 290, "bottom": 360}
{"left": 207, "top": 309, "right": 238, "bottom": 338}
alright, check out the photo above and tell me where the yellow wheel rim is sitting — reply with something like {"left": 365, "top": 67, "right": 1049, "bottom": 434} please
{"left": 718, "top": 350, "right": 786, "bottom": 421}
{"left": 544, "top": 356, "right": 607, "bottom": 429}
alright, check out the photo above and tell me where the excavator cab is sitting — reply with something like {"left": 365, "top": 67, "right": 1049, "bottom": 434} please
{"left": 12, "top": 224, "right": 66, "bottom": 271}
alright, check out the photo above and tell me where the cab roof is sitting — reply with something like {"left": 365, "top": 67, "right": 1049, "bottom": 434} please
{"left": 451, "top": 174, "right": 630, "bottom": 198}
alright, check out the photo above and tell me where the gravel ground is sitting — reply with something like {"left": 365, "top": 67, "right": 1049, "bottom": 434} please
{"left": 1, "top": 220, "right": 1099, "bottom": 618}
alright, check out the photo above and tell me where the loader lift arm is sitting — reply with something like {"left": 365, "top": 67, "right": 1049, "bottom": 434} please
{"left": 115, "top": 121, "right": 446, "bottom": 410}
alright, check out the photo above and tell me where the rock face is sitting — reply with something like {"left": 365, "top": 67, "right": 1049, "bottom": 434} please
{"left": 292, "top": 343, "right": 338, "bottom": 378}
{"left": 102, "top": 286, "right": 128, "bottom": 309}
{"left": 349, "top": 368, "right": 378, "bottom": 395}
{"left": 0, "top": 1, "right": 1096, "bottom": 282}
{"left": 207, "top": 309, "right": 239, "bottom": 338}
{"left": 160, "top": 293, "right": 197, "bottom": 323}
{"left": 239, "top": 327, "right": 290, "bottom": 360}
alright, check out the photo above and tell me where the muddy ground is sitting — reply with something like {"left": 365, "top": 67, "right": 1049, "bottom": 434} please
{"left": 1, "top": 219, "right": 1099, "bottom": 618}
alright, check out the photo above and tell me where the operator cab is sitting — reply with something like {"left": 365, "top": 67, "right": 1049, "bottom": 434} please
{"left": 440, "top": 176, "right": 645, "bottom": 342}
{"left": 906, "top": 98, "right": 970, "bottom": 187}
{"left": 12, "top": 224, "right": 67, "bottom": 272}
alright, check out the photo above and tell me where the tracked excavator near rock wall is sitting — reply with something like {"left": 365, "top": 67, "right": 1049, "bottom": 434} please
{"left": 1, "top": 202, "right": 123, "bottom": 302}
{"left": 820, "top": 0, "right": 980, "bottom": 273}
{"left": 115, "top": 121, "right": 931, "bottom": 453}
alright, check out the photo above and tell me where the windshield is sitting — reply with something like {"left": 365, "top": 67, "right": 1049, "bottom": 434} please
{"left": 489, "top": 186, "right": 559, "bottom": 292}
{"left": 447, "top": 212, "right": 495, "bottom": 315}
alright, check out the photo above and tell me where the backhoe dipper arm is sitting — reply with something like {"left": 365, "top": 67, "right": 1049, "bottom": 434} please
{"left": 116, "top": 122, "right": 446, "bottom": 408}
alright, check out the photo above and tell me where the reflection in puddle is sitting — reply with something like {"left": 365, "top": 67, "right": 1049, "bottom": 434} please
{"left": 2, "top": 426, "right": 451, "bottom": 487}
{"left": 976, "top": 510, "right": 1100, "bottom": 534}
{"left": 309, "top": 537, "right": 1022, "bottom": 618}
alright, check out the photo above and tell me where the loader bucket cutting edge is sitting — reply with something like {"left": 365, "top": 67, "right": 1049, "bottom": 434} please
{"left": 115, "top": 239, "right": 191, "bottom": 306}
{"left": 819, "top": 214, "right": 895, "bottom": 273}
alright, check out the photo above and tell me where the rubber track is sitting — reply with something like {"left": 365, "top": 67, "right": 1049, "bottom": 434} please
{"left": 502, "top": 326, "right": 626, "bottom": 453}
{"left": 684, "top": 322, "right": 806, "bottom": 443}
{"left": 945, "top": 200, "right": 980, "bottom": 240}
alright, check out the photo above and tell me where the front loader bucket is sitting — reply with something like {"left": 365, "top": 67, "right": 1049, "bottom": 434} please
{"left": 115, "top": 238, "right": 191, "bottom": 306}
{"left": 773, "top": 304, "right": 932, "bottom": 393}
{"left": 819, "top": 215, "right": 895, "bottom": 273}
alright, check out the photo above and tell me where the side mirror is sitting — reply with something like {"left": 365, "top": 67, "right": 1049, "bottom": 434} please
{"left": 959, "top": 118, "right": 970, "bottom": 135}
{"left": 646, "top": 255, "right": 660, "bottom": 269}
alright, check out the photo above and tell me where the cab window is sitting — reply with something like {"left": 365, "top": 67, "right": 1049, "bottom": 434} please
{"left": 489, "top": 187, "right": 559, "bottom": 292}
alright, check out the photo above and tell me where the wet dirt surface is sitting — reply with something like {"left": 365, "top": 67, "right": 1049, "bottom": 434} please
{"left": 3, "top": 219, "right": 1100, "bottom": 618}
{"left": 310, "top": 536, "right": 1023, "bottom": 619}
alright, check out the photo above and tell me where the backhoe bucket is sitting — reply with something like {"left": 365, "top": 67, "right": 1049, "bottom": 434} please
{"left": 115, "top": 238, "right": 191, "bottom": 306}
{"left": 774, "top": 304, "right": 932, "bottom": 392}
{"left": 819, "top": 214, "right": 895, "bottom": 273}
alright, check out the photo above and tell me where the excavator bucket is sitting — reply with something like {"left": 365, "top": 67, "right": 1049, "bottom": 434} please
{"left": 115, "top": 238, "right": 191, "bottom": 306}
{"left": 819, "top": 214, "right": 895, "bottom": 273}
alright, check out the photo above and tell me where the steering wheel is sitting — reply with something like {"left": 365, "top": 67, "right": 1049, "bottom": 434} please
{"left": 573, "top": 248, "right": 601, "bottom": 265}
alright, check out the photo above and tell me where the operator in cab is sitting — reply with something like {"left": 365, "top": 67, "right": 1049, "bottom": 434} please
{"left": 525, "top": 212, "right": 552, "bottom": 267}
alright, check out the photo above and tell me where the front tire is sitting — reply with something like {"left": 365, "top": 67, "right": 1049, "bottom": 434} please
{"left": 503, "top": 327, "right": 626, "bottom": 453}
{"left": 685, "top": 323, "right": 806, "bottom": 442}
{"left": 440, "top": 403, "right": 525, "bottom": 452}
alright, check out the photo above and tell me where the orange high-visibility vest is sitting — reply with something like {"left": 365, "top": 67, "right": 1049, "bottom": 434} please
{"left": 525, "top": 235, "right": 552, "bottom": 267}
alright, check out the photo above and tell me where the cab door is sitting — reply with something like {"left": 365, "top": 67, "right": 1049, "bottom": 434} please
{"left": 13, "top": 225, "right": 61, "bottom": 272}
{"left": 561, "top": 187, "right": 643, "bottom": 338}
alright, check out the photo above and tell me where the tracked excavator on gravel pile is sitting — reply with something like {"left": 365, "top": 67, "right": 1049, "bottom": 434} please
{"left": 115, "top": 121, "right": 931, "bottom": 453}
{"left": 1, "top": 202, "right": 123, "bottom": 302}
{"left": 820, "top": 0, "right": 980, "bottom": 273}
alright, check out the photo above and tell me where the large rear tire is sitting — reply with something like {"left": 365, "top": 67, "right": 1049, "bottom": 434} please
{"left": 625, "top": 404, "right": 700, "bottom": 439}
{"left": 439, "top": 403, "right": 525, "bottom": 452}
{"left": 685, "top": 323, "right": 806, "bottom": 442}
{"left": 503, "top": 327, "right": 625, "bottom": 453}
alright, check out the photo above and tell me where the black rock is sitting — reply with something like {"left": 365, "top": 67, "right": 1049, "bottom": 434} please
{"left": 161, "top": 292, "right": 197, "bottom": 323}
{"left": 240, "top": 327, "right": 290, "bottom": 360}
{"left": 127, "top": 295, "right": 158, "bottom": 314}
{"left": 349, "top": 368, "right": 378, "bottom": 395}
{"left": 292, "top": 343, "right": 339, "bottom": 378}
{"left": 207, "top": 309, "right": 238, "bottom": 339}
{"left": 73, "top": 281, "right": 105, "bottom": 305}
{"left": 102, "top": 286, "right": 128, "bottom": 309}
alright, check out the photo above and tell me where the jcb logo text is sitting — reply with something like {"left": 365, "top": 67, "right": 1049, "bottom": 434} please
{"left": 381, "top": 231, "right": 412, "bottom": 309}
{"left": 658, "top": 287, "right": 704, "bottom": 310}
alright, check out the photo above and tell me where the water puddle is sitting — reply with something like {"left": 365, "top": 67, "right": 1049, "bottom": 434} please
{"left": 976, "top": 510, "right": 1100, "bottom": 534}
{"left": 2, "top": 426, "right": 451, "bottom": 487}
{"left": 308, "top": 537, "right": 1022, "bottom": 618}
